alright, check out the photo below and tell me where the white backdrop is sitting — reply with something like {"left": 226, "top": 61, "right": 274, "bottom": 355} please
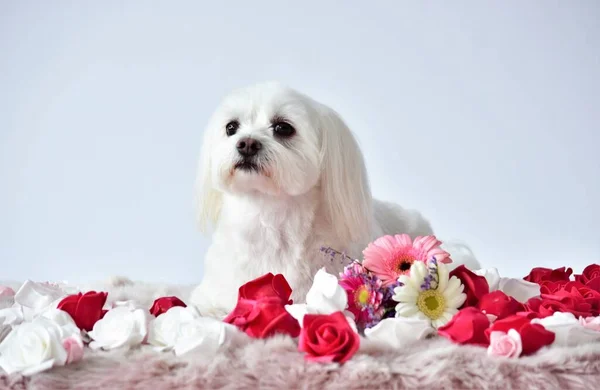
{"left": 1, "top": 1, "right": 599, "bottom": 285}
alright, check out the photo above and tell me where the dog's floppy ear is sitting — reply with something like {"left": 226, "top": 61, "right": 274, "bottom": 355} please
{"left": 195, "top": 125, "right": 223, "bottom": 232}
{"left": 317, "top": 103, "right": 373, "bottom": 244}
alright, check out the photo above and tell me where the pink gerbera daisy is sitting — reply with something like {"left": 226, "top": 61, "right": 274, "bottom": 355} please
{"left": 362, "top": 234, "right": 451, "bottom": 287}
{"left": 338, "top": 262, "right": 385, "bottom": 330}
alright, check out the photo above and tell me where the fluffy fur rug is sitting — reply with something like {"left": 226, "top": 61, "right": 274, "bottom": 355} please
{"left": 1, "top": 279, "right": 600, "bottom": 390}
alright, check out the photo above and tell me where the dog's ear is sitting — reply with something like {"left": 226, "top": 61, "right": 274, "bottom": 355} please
{"left": 317, "top": 103, "right": 373, "bottom": 244}
{"left": 195, "top": 126, "right": 223, "bottom": 232}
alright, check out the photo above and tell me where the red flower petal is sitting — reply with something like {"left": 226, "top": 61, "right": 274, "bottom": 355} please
{"left": 438, "top": 307, "right": 491, "bottom": 346}
{"left": 519, "top": 323, "right": 555, "bottom": 355}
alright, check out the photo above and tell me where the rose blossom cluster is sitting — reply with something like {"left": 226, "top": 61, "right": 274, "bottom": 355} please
{"left": 2, "top": 235, "right": 600, "bottom": 376}
{"left": 436, "top": 264, "right": 600, "bottom": 358}
{"left": 221, "top": 234, "right": 600, "bottom": 363}
{"left": 0, "top": 281, "right": 232, "bottom": 376}
{"left": 524, "top": 265, "right": 600, "bottom": 318}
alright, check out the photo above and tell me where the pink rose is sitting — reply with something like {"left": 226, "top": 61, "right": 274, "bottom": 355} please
{"left": 579, "top": 316, "right": 600, "bottom": 332}
{"left": 487, "top": 330, "right": 522, "bottom": 358}
{"left": 63, "top": 335, "right": 84, "bottom": 364}
{"left": 0, "top": 286, "right": 15, "bottom": 310}
{"left": 0, "top": 286, "right": 15, "bottom": 298}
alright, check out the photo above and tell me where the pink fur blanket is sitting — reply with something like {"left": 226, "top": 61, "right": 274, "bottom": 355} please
{"left": 2, "top": 280, "right": 600, "bottom": 390}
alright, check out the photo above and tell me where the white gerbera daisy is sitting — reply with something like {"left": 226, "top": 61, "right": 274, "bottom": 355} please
{"left": 392, "top": 258, "right": 466, "bottom": 329}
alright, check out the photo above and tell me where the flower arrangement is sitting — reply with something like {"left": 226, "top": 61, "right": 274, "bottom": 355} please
{"left": 1, "top": 234, "right": 600, "bottom": 376}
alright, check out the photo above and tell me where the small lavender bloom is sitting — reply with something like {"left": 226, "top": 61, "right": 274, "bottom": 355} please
{"left": 319, "top": 246, "right": 358, "bottom": 265}
{"left": 426, "top": 256, "right": 440, "bottom": 290}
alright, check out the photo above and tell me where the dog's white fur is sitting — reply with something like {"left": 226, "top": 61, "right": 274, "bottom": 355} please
{"left": 189, "top": 82, "right": 478, "bottom": 317}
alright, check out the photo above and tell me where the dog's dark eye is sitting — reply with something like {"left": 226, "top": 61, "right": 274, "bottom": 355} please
{"left": 225, "top": 121, "right": 239, "bottom": 137}
{"left": 273, "top": 122, "right": 295, "bottom": 137}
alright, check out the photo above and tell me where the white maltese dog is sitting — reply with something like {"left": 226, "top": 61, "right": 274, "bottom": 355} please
{"left": 189, "top": 82, "right": 479, "bottom": 318}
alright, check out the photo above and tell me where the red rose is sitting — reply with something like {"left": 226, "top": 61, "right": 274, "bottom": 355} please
{"left": 237, "top": 273, "right": 293, "bottom": 302}
{"left": 437, "top": 307, "right": 491, "bottom": 346}
{"left": 449, "top": 265, "right": 489, "bottom": 308}
{"left": 224, "top": 273, "right": 300, "bottom": 338}
{"left": 225, "top": 297, "right": 300, "bottom": 338}
{"left": 574, "top": 264, "right": 600, "bottom": 292}
{"left": 57, "top": 291, "right": 108, "bottom": 331}
{"left": 299, "top": 311, "right": 360, "bottom": 363}
{"left": 561, "top": 281, "right": 600, "bottom": 316}
{"left": 149, "top": 296, "right": 187, "bottom": 317}
{"left": 527, "top": 281, "right": 596, "bottom": 318}
{"left": 487, "top": 314, "right": 555, "bottom": 355}
{"left": 539, "top": 280, "right": 569, "bottom": 294}
{"left": 526, "top": 297, "right": 573, "bottom": 318}
{"left": 523, "top": 267, "right": 572, "bottom": 284}
{"left": 477, "top": 291, "right": 525, "bottom": 320}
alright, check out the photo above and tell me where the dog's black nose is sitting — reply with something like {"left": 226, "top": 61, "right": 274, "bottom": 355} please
{"left": 236, "top": 137, "right": 262, "bottom": 157}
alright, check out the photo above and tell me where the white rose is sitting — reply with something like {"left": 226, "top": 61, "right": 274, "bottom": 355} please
{"left": 473, "top": 268, "right": 540, "bottom": 303}
{"left": 0, "top": 315, "right": 79, "bottom": 376}
{"left": 147, "top": 306, "right": 234, "bottom": 361}
{"left": 147, "top": 306, "right": 200, "bottom": 351}
{"left": 41, "top": 308, "right": 81, "bottom": 338}
{"left": 174, "top": 317, "right": 231, "bottom": 361}
{"left": 285, "top": 268, "right": 353, "bottom": 327}
{"left": 13, "top": 280, "right": 68, "bottom": 321}
{"left": 532, "top": 312, "right": 600, "bottom": 347}
{"left": 364, "top": 317, "right": 434, "bottom": 349}
{"left": 88, "top": 306, "right": 149, "bottom": 350}
{"left": 0, "top": 306, "right": 25, "bottom": 328}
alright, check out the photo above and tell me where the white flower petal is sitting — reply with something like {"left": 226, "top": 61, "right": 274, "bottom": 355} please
{"left": 0, "top": 307, "right": 25, "bottom": 328}
{"left": 437, "top": 263, "right": 449, "bottom": 292}
{"left": 14, "top": 280, "right": 66, "bottom": 314}
{"left": 305, "top": 268, "right": 347, "bottom": 314}
{"left": 40, "top": 309, "right": 80, "bottom": 339}
{"left": 533, "top": 312, "right": 578, "bottom": 327}
{"left": 174, "top": 317, "right": 232, "bottom": 363}
{"left": 147, "top": 306, "right": 199, "bottom": 349}
{"left": 365, "top": 317, "right": 433, "bottom": 349}
{"left": 442, "top": 276, "right": 464, "bottom": 300}
{"left": 395, "top": 302, "right": 420, "bottom": 317}
{"left": 474, "top": 268, "right": 501, "bottom": 291}
{"left": 88, "top": 306, "right": 149, "bottom": 350}
{"left": 0, "top": 315, "right": 72, "bottom": 375}
{"left": 531, "top": 312, "right": 600, "bottom": 347}
{"left": 412, "top": 262, "right": 427, "bottom": 282}
{"left": 284, "top": 304, "right": 309, "bottom": 326}
{"left": 397, "top": 275, "right": 412, "bottom": 288}
{"left": 498, "top": 278, "right": 540, "bottom": 303}
{"left": 392, "top": 287, "right": 419, "bottom": 303}
{"left": 408, "top": 263, "right": 427, "bottom": 290}
{"left": 445, "top": 292, "right": 467, "bottom": 310}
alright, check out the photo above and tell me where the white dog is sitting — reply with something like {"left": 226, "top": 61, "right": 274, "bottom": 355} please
{"left": 189, "top": 82, "right": 478, "bottom": 318}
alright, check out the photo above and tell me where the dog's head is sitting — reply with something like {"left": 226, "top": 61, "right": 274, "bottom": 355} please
{"left": 196, "top": 82, "right": 373, "bottom": 242}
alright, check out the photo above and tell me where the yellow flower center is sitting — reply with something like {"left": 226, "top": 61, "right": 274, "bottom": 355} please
{"left": 355, "top": 286, "right": 370, "bottom": 306}
{"left": 416, "top": 289, "right": 446, "bottom": 320}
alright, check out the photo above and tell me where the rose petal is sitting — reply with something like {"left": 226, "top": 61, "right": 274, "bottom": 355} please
{"left": 305, "top": 268, "right": 347, "bottom": 313}
{"left": 498, "top": 278, "right": 541, "bottom": 303}
{"left": 474, "top": 268, "right": 501, "bottom": 291}
{"left": 364, "top": 317, "right": 433, "bottom": 349}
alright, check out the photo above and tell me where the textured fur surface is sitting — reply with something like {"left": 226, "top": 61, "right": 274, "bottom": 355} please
{"left": 1, "top": 279, "right": 599, "bottom": 390}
